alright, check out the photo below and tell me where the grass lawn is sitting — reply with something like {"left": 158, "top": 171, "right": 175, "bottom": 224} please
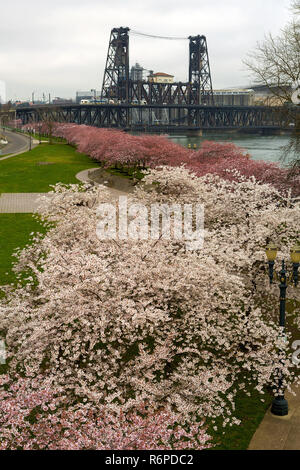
{"left": 0, "top": 143, "right": 99, "bottom": 193}
{"left": 0, "top": 142, "right": 98, "bottom": 287}
{"left": 9, "top": 128, "right": 67, "bottom": 144}
{"left": 0, "top": 214, "right": 48, "bottom": 294}
{"left": 208, "top": 387, "right": 273, "bottom": 450}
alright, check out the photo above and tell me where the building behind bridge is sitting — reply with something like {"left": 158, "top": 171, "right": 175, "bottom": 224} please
{"left": 76, "top": 90, "right": 101, "bottom": 104}
{"left": 250, "top": 84, "right": 292, "bottom": 106}
{"left": 148, "top": 72, "right": 175, "bottom": 84}
{"left": 213, "top": 89, "right": 255, "bottom": 106}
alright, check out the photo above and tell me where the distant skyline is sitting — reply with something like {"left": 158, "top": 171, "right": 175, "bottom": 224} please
{"left": 0, "top": 0, "right": 293, "bottom": 101}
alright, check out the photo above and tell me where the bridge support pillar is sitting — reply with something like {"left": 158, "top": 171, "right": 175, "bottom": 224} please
{"left": 186, "top": 129, "right": 203, "bottom": 137}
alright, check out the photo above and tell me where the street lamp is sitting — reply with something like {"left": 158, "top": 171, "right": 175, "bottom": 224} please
{"left": 38, "top": 122, "right": 42, "bottom": 144}
{"left": 0, "top": 115, "right": 5, "bottom": 133}
{"left": 265, "top": 243, "right": 300, "bottom": 416}
{"left": 27, "top": 127, "right": 32, "bottom": 151}
{"left": 28, "top": 127, "right": 33, "bottom": 151}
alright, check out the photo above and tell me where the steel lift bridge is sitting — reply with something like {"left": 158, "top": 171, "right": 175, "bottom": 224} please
{"left": 101, "top": 27, "right": 214, "bottom": 106}
{"left": 16, "top": 27, "right": 291, "bottom": 132}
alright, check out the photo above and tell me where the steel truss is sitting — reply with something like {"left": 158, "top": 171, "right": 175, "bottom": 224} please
{"left": 129, "top": 82, "right": 192, "bottom": 105}
{"left": 189, "top": 35, "right": 214, "bottom": 105}
{"left": 17, "top": 104, "right": 291, "bottom": 132}
{"left": 101, "top": 27, "right": 130, "bottom": 102}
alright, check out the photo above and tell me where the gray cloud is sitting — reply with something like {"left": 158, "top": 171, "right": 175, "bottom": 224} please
{"left": 0, "top": 0, "right": 292, "bottom": 100}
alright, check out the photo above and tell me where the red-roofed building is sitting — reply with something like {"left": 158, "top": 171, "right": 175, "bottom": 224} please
{"left": 148, "top": 72, "right": 174, "bottom": 84}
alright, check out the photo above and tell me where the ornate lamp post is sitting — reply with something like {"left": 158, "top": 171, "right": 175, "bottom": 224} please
{"left": 265, "top": 244, "right": 300, "bottom": 416}
{"left": 28, "top": 127, "right": 32, "bottom": 151}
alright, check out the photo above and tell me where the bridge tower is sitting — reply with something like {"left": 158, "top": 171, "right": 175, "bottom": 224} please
{"left": 101, "top": 27, "right": 130, "bottom": 102}
{"left": 188, "top": 35, "right": 213, "bottom": 105}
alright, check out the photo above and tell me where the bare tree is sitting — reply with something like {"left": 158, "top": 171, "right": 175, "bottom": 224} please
{"left": 291, "top": 0, "right": 300, "bottom": 14}
{"left": 244, "top": 3, "right": 300, "bottom": 170}
{"left": 244, "top": 21, "right": 299, "bottom": 103}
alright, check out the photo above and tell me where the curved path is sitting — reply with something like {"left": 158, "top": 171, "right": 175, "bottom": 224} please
{"left": 0, "top": 130, "right": 34, "bottom": 160}
{"left": 76, "top": 168, "right": 127, "bottom": 199}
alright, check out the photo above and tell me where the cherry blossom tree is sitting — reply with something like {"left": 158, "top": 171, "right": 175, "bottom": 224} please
{"left": 1, "top": 167, "right": 299, "bottom": 448}
{"left": 9, "top": 119, "right": 300, "bottom": 448}
{"left": 23, "top": 123, "right": 300, "bottom": 197}
{"left": 0, "top": 375, "right": 210, "bottom": 450}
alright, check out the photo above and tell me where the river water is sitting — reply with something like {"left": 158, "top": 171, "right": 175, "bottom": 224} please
{"left": 168, "top": 133, "right": 295, "bottom": 167}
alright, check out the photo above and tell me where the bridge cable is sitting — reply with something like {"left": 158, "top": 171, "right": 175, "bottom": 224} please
{"left": 130, "top": 30, "right": 188, "bottom": 40}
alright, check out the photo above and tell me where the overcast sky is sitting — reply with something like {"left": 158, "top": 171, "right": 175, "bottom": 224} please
{"left": 0, "top": 0, "right": 293, "bottom": 101}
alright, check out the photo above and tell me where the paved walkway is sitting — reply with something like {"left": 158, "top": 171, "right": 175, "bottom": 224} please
{"left": 249, "top": 387, "right": 300, "bottom": 450}
{"left": 0, "top": 193, "right": 50, "bottom": 213}
{"left": 0, "top": 169, "right": 126, "bottom": 213}
{"left": 76, "top": 168, "right": 127, "bottom": 198}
